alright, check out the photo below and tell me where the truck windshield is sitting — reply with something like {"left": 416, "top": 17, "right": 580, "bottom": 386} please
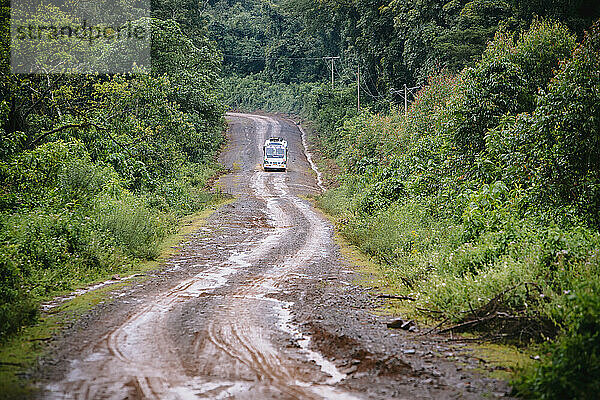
{"left": 266, "top": 147, "right": 285, "bottom": 158}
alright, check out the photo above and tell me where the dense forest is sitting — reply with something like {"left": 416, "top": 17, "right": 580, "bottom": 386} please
{"left": 205, "top": 0, "right": 600, "bottom": 107}
{"left": 2, "top": 0, "right": 600, "bottom": 398}
{"left": 1, "top": 0, "right": 224, "bottom": 341}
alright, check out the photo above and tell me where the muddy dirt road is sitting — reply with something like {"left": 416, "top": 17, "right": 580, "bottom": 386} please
{"left": 40, "top": 113, "right": 512, "bottom": 399}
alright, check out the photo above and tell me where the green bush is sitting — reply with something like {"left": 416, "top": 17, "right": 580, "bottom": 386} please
{"left": 528, "top": 20, "right": 600, "bottom": 225}
{"left": 0, "top": 251, "right": 37, "bottom": 340}
{"left": 515, "top": 281, "right": 600, "bottom": 399}
{"left": 449, "top": 20, "right": 576, "bottom": 158}
{"left": 93, "top": 196, "right": 168, "bottom": 260}
{"left": 2, "top": 141, "right": 88, "bottom": 210}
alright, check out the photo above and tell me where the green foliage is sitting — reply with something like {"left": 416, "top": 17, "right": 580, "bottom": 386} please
{"left": 450, "top": 20, "right": 576, "bottom": 157}
{"left": 1, "top": 141, "right": 113, "bottom": 210}
{"left": 0, "top": 142, "right": 167, "bottom": 298}
{"left": 223, "top": 75, "right": 318, "bottom": 113}
{"left": 515, "top": 281, "right": 600, "bottom": 399}
{"left": 312, "top": 20, "right": 600, "bottom": 397}
{"left": 0, "top": 250, "right": 37, "bottom": 340}
{"left": 93, "top": 197, "right": 168, "bottom": 260}
{"left": 508, "top": 25, "right": 600, "bottom": 394}
{"left": 528, "top": 20, "right": 600, "bottom": 224}
{"left": 509, "top": 0, "right": 600, "bottom": 36}
{"left": 461, "top": 181, "right": 511, "bottom": 238}
{"left": 0, "top": 12, "right": 225, "bottom": 343}
{"left": 388, "top": 0, "right": 513, "bottom": 83}
{"left": 303, "top": 84, "right": 359, "bottom": 158}
{"left": 201, "top": 0, "right": 600, "bottom": 120}
{"left": 201, "top": 0, "right": 328, "bottom": 83}
{"left": 211, "top": 0, "right": 599, "bottom": 104}
{"left": 151, "top": 18, "right": 224, "bottom": 125}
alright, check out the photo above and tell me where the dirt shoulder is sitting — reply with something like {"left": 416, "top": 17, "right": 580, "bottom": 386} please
{"left": 282, "top": 212, "right": 517, "bottom": 398}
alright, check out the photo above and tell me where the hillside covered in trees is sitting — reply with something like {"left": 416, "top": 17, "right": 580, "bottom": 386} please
{"left": 204, "top": 0, "right": 599, "bottom": 106}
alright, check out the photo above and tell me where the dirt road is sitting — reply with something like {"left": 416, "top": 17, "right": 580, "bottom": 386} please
{"left": 40, "top": 113, "right": 512, "bottom": 399}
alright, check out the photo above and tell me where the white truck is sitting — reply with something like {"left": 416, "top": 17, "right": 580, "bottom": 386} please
{"left": 263, "top": 137, "right": 288, "bottom": 171}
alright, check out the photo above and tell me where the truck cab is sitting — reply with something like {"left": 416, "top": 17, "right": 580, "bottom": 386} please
{"left": 263, "top": 137, "right": 288, "bottom": 171}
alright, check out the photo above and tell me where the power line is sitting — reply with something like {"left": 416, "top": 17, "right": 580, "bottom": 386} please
{"left": 390, "top": 84, "right": 421, "bottom": 115}
{"left": 333, "top": 59, "right": 386, "bottom": 100}
{"left": 224, "top": 51, "right": 388, "bottom": 103}
{"left": 347, "top": 63, "right": 385, "bottom": 100}
{"left": 333, "top": 59, "right": 351, "bottom": 85}
{"left": 359, "top": 70, "right": 386, "bottom": 100}
{"left": 359, "top": 68, "right": 386, "bottom": 100}
{"left": 222, "top": 54, "right": 333, "bottom": 61}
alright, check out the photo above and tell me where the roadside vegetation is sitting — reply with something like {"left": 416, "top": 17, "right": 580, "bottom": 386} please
{"left": 0, "top": 2, "right": 225, "bottom": 343}
{"left": 310, "top": 20, "right": 600, "bottom": 399}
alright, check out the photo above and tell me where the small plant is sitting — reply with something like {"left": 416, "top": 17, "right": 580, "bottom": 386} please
{"left": 94, "top": 196, "right": 168, "bottom": 260}
{"left": 0, "top": 252, "right": 37, "bottom": 340}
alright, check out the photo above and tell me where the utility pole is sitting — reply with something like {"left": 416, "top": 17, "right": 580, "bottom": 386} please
{"left": 323, "top": 56, "right": 340, "bottom": 89}
{"left": 390, "top": 84, "right": 421, "bottom": 115}
{"left": 357, "top": 64, "right": 361, "bottom": 112}
{"left": 404, "top": 84, "right": 408, "bottom": 116}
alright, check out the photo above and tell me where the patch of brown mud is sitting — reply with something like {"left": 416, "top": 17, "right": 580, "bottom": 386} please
{"left": 304, "top": 321, "right": 422, "bottom": 379}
